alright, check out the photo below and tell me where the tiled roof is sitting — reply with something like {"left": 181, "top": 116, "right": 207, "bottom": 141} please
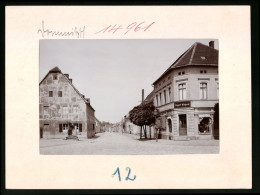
{"left": 49, "top": 66, "right": 61, "bottom": 73}
{"left": 143, "top": 90, "right": 154, "bottom": 104}
{"left": 153, "top": 42, "right": 218, "bottom": 84}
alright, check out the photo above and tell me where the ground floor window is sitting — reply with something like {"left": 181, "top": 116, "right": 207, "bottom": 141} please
{"left": 199, "top": 117, "right": 210, "bottom": 134}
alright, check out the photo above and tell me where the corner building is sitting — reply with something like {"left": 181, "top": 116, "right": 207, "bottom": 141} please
{"left": 39, "top": 67, "right": 96, "bottom": 139}
{"left": 153, "top": 41, "right": 219, "bottom": 140}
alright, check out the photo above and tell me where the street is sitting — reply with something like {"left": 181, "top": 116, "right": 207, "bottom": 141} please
{"left": 40, "top": 132, "right": 219, "bottom": 155}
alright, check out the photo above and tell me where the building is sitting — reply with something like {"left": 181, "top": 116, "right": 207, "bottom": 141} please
{"left": 123, "top": 90, "right": 156, "bottom": 138}
{"left": 153, "top": 41, "right": 219, "bottom": 140}
{"left": 95, "top": 117, "right": 102, "bottom": 134}
{"left": 39, "top": 67, "right": 96, "bottom": 139}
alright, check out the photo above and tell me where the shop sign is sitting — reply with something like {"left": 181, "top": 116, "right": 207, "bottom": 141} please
{"left": 174, "top": 101, "right": 191, "bottom": 108}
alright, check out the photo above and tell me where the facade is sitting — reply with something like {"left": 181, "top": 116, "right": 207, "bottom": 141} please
{"left": 153, "top": 41, "right": 219, "bottom": 140}
{"left": 95, "top": 117, "right": 102, "bottom": 133}
{"left": 39, "top": 67, "right": 96, "bottom": 139}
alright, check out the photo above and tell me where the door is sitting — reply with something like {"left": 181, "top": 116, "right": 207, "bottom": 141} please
{"left": 179, "top": 114, "right": 187, "bottom": 136}
{"left": 79, "top": 124, "right": 82, "bottom": 132}
{"left": 40, "top": 127, "right": 43, "bottom": 138}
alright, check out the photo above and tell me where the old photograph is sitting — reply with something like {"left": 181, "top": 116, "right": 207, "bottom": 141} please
{"left": 39, "top": 39, "right": 219, "bottom": 155}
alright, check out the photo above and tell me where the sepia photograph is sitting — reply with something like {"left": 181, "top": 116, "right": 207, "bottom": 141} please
{"left": 39, "top": 39, "right": 219, "bottom": 155}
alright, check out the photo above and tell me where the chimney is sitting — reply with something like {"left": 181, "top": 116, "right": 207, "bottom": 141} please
{"left": 69, "top": 79, "right": 72, "bottom": 83}
{"left": 64, "top": 74, "right": 69, "bottom": 78}
{"left": 86, "top": 98, "right": 90, "bottom": 103}
{"left": 82, "top": 95, "right": 85, "bottom": 98}
{"left": 209, "top": 41, "right": 214, "bottom": 49}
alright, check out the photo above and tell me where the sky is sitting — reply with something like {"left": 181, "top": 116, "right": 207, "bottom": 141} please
{"left": 40, "top": 39, "right": 218, "bottom": 123}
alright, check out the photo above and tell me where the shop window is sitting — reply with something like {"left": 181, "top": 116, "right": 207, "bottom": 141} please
{"left": 178, "top": 83, "right": 186, "bottom": 100}
{"left": 58, "top": 91, "right": 62, "bottom": 97}
{"left": 49, "top": 91, "right": 53, "bottom": 97}
{"left": 199, "top": 117, "right": 210, "bottom": 134}
{"left": 200, "top": 83, "right": 207, "bottom": 99}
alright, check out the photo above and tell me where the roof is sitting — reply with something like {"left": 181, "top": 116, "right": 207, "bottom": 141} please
{"left": 39, "top": 66, "right": 95, "bottom": 112}
{"left": 153, "top": 42, "right": 218, "bottom": 84}
{"left": 143, "top": 90, "right": 154, "bottom": 104}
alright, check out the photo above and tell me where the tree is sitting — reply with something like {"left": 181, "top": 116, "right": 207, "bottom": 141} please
{"left": 129, "top": 102, "right": 155, "bottom": 139}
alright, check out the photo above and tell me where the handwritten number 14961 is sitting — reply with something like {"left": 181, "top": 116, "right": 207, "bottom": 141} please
{"left": 95, "top": 22, "right": 155, "bottom": 34}
{"left": 112, "top": 167, "right": 136, "bottom": 182}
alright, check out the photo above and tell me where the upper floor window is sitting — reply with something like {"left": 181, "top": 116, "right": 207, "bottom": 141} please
{"left": 159, "top": 93, "right": 162, "bottom": 105}
{"left": 164, "top": 90, "right": 167, "bottom": 104}
{"left": 168, "top": 87, "right": 171, "bottom": 102}
{"left": 49, "top": 91, "right": 53, "bottom": 97}
{"left": 200, "top": 70, "right": 207, "bottom": 74}
{"left": 62, "top": 106, "right": 68, "bottom": 114}
{"left": 58, "top": 91, "right": 62, "bottom": 97}
{"left": 200, "top": 83, "right": 207, "bottom": 99}
{"left": 156, "top": 95, "right": 159, "bottom": 106}
{"left": 73, "top": 106, "right": 78, "bottom": 114}
{"left": 178, "top": 83, "right": 186, "bottom": 100}
{"left": 53, "top": 74, "right": 58, "bottom": 80}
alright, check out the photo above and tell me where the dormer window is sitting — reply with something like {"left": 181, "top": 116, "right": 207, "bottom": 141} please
{"left": 200, "top": 56, "right": 207, "bottom": 60}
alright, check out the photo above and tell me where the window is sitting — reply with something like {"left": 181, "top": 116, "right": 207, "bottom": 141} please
{"left": 156, "top": 95, "right": 159, "bottom": 106}
{"left": 182, "top": 71, "right": 185, "bottom": 75}
{"left": 200, "top": 70, "right": 203, "bottom": 73}
{"left": 49, "top": 91, "right": 53, "bottom": 97}
{"left": 62, "top": 106, "right": 68, "bottom": 114}
{"left": 168, "top": 87, "right": 171, "bottom": 102}
{"left": 200, "top": 83, "right": 207, "bottom": 99}
{"left": 58, "top": 91, "right": 62, "bottom": 97}
{"left": 178, "top": 72, "right": 181, "bottom": 75}
{"left": 178, "top": 83, "right": 186, "bottom": 100}
{"left": 199, "top": 117, "right": 210, "bottom": 134}
{"left": 200, "top": 70, "right": 207, "bottom": 74}
{"left": 93, "top": 124, "right": 95, "bottom": 130}
{"left": 159, "top": 93, "right": 162, "bottom": 105}
{"left": 53, "top": 74, "right": 58, "bottom": 80}
{"left": 164, "top": 90, "right": 167, "bottom": 104}
{"left": 204, "top": 70, "right": 207, "bottom": 73}
{"left": 73, "top": 106, "right": 78, "bottom": 114}
{"left": 63, "top": 124, "right": 68, "bottom": 130}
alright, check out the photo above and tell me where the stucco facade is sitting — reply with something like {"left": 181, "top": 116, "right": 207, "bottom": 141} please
{"left": 39, "top": 67, "right": 96, "bottom": 139}
{"left": 153, "top": 41, "right": 219, "bottom": 140}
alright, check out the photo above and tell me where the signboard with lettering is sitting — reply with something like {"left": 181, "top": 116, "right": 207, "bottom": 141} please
{"left": 174, "top": 101, "right": 191, "bottom": 108}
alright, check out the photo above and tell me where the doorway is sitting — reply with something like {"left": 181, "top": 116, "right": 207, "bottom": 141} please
{"left": 167, "top": 119, "right": 172, "bottom": 132}
{"left": 179, "top": 114, "right": 187, "bottom": 136}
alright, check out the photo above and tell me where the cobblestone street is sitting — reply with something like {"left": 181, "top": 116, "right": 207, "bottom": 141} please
{"left": 40, "top": 132, "right": 219, "bottom": 155}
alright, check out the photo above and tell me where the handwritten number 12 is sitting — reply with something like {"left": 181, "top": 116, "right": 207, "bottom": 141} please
{"left": 112, "top": 167, "right": 136, "bottom": 182}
